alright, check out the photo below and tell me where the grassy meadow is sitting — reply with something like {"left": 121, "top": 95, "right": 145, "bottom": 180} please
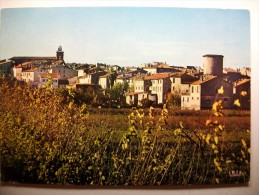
{"left": 0, "top": 77, "right": 250, "bottom": 186}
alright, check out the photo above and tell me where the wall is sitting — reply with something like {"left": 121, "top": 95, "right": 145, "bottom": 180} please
{"left": 200, "top": 77, "right": 233, "bottom": 109}
{"left": 51, "top": 66, "right": 77, "bottom": 79}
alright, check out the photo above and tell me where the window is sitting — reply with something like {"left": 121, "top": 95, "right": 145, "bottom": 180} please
{"left": 197, "top": 86, "right": 199, "bottom": 93}
{"left": 172, "top": 78, "right": 175, "bottom": 83}
{"left": 187, "top": 97, "right": 189, "bottom": 102}
{"left": 192, "top": 97, "right": 194, "bottom": 100}
{"left": 197, "top": 97, "right": 199, "bottom": 100}
{"left": 192, "top": 86, "right": 194, "bottom": 93}
{"left": 42, "top": 79, "right": 45, "bottom": 82}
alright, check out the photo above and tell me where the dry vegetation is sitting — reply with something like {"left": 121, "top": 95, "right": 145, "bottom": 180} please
{"left": 0, "top": 77, "right": 250, "bottom": 186}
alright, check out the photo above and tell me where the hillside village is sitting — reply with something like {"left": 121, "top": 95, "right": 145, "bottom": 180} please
{"left": 0, "top": 46, "right": 250, "bottom": 110}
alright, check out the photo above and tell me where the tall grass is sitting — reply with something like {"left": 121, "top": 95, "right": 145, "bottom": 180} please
{"left": 0, "top": 77, "right": 250, "bottom": 185}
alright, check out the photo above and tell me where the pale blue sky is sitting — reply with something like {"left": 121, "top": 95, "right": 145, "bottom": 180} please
{"left": 0, "top": 7, "right": 250, "bottom": 68}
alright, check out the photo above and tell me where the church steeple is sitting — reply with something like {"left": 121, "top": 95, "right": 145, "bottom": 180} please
{"left": 56, "top": 46, "right": 64, "bottom": 61}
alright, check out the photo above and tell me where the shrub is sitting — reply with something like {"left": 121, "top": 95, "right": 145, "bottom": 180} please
{"left": 0, "top": 78, "right": 250, "bottom": 185}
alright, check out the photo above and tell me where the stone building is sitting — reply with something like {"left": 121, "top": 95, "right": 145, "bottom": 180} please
{"left": 203, "top": 54, "right": 224, "bottom": 77}
{"left": 170, "top": 72, "right": 199, "bottom": 94}
{"left": 233, "top": 79, "right": 250, "bottom": 109}
{"left": 0, "top": 60, "right": 13, "bottom": 75}
{"left": 78, "top": 71, "right": 106, "bottom": 85}
{"left": 39, "top": 73, "right": 59, "bottom": 89}
{"left": 126, "top": 75, "right": 150, "bottom": 106}
{"left": 20, "top": 67, "right": 48, "bottom": 87}
{"left": 99, "top": 74, "right": 110, "bottom": 90}
{"left": 56, "top": 46, "right": 64, "bottom": 61}
{"left": 181, "top": 76, "right": 233, "bottom": 110}
{"left": 144, "top": 73, "right": 171, "bottom": 104}
{"left": 50, "top": 65, "right": 78, "bottom": 80}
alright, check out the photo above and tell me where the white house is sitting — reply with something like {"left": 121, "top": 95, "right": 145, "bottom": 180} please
{"left": 144, "top": 73, "right": 171, "bottom": 104}
{"left": 126, "top": 92, "right": 149, "bottom": 106}
{"left": 78, "top": 71, "right": 106, "bottom": 85}
{"left": 77, "top": 69, "right": 86, "bottom": 77}
{"left": 39, "top": 73, "right": 59, "bottom": 88}
{"left": 99, "top": 74, "right": 110, "bottom": 89}
{"left": 115, "top": 74, "right": 131, "bottom": 85}
{"left": 170, "top": 72, "right": 199, "bottom": 94}
{"left": 20, "top": 67, "right": 48, "bottom": 86}
{"left": 12, "top": 65, "right": 23, "bottom": 80}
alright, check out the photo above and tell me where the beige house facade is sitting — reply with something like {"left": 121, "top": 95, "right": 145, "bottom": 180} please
{"left": 50, "top": 66, "right": 77, "bottom": 79}
{"left": 145, "top": 73, "right": 171, "bottom": 104}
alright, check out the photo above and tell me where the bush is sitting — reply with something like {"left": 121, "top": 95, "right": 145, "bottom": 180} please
{"left": 0, "top": 78, "right": 250, "bottom": 185}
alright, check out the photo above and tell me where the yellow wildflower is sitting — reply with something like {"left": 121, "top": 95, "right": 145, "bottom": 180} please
{"left": 234, "top": 99, "right": 241, "bottom": 107}
{"left": 218, "top": 86, "right": 224, "bottom": 94}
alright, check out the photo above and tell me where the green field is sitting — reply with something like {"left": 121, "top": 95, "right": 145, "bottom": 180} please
{"left": 0, "top": 78, "right": 250, "bottom": 186}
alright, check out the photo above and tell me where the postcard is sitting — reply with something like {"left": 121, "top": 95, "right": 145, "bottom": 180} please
{"left": 0, "top": 7, "right": 250, "bottom": 187}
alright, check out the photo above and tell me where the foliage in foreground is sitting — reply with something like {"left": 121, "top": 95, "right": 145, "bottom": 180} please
{"left": 0, "top": 78, "right": 250, "bottom": 185}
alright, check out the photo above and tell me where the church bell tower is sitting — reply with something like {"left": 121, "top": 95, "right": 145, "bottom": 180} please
{"left": 56, "top": 46, "right": 64, "bottom": 61}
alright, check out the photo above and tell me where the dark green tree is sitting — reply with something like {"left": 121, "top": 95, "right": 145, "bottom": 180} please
{"left": 110, "top": 82, "right": 129, "bottom": 106}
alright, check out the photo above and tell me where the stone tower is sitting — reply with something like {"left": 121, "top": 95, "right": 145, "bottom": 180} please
{"left": 203, "top": 54, "right": 224, "bottom": 77}
{"left": 56, "top": 46, "right": 64, "bottom": 61}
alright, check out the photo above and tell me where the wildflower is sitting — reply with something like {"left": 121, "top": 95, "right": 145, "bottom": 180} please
{"left": 234, "top": 99, "right": 241, "bottom": 107}
{"left": 206, "top": 119, "right": 211, "bottom": 126}
{"left": 214, "top": 136, "right": 219, "bottom": 144}
{"left": 205, "top": 133, "right": 211, "bottom": 144}
{"left": 241, "top": 139, "right": 247, "bottom": 148}
{"left": 218, "top": 86, "right": 224, "bottom": 94}
{"left": 241, "top": 91, "right": 247, "bottom": 96}
{"left": 215, "top": 178, "right": 220, "bottom": 184}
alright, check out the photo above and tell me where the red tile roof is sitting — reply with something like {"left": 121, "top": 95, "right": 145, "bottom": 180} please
{"left": 0, "top": 60, "right": 12, "bottom": 65}
{"left": 16, "top": 62, "right": 32, "bottom": 67}
{"left": 130, "top": 75, "right": 145, "bottom": 80}
{"left": 40, "top": 73, "right": 58, "bottom": 79}
{"left": 116, "top": 74, "right": 132, "bottom": 80}
{"left": 22, "top": 68, "right": 38, "bottom": 72}
{"left": 191, "top": 76, "right": 217, "bottom": 85}
{"left": 234, "top": 79, "right": 250, "bottom": 86}
{"left": 9, "top": 56, "right": 57, "bottom": 61}
{"left": 224, "top": 68, "right": 238, "bottom": 73}
{"left": 144, "top": 73, "right": 171, "bottom": 80}
{"left": 169, "top": 72, "right": 185, "bottom": 78}
{"left": 156, "top": 64, "right": 171, "bottom": 68}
